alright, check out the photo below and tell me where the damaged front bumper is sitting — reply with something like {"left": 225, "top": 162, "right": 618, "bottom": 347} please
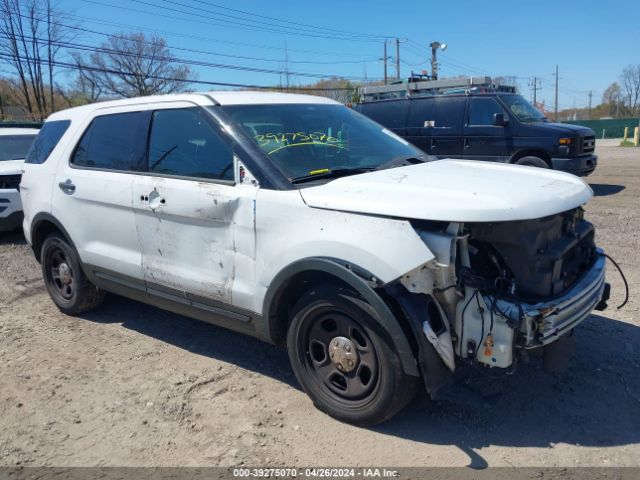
{"left": 493, "top": 249, "right": 607, "bottom": 348}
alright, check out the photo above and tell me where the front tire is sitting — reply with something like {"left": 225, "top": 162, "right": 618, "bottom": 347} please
{"left": 287, "top": 286, "right": 418, "bottom": 426}
{"left": 515, "top": 156, "right": 549, "bottom": 169}
{"left": 41, "top": 233, "right": 105, "bottom": 315}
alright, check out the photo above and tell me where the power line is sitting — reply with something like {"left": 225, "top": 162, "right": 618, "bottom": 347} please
{"left": 0, "top": 32, "right": 380, "bottom": 81}
{"left": 81, "top": 0, "right": 386, "bottom": 43}
{"left": 11, "top": 10, "right": 377, "bottom": 67}
{"left": 186, "top": 0, "right": 392, "bottom": 40}
{"left": 154, "top": 0, "right": 390, "bottom": 41}
{"left": 0, "top": 52, "right": 360, "bottom": 92}
{"left": 17, "top": 9, "right": 379, "bottom": 61}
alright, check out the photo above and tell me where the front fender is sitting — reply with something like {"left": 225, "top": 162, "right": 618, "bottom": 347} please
{"left": 261, "top": 256, "right": 420, "bottom": 377}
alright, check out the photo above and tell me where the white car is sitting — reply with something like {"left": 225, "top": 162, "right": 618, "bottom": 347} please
{"left": 20, "top": 92, "right": 609, "bottom": 425}
{"left": 0, "top": 127, "right": 39, "bottom": 231}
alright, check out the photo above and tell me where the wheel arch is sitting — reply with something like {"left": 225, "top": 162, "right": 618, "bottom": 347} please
{"left": 510, "top": 149, "right": 551, "bottom": 166}
{"left": 30, "top": 212, "right": 76, "bottom": 263}
{"left": 261, "top": 257, "right": 420, "bottom": 377}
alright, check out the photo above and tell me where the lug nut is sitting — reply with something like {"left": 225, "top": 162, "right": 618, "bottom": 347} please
{"left": 345, "top": 345, "right": 351, "bottom": 352}
{"left": 347, "top": 360, "right": 353, "bottom": 367}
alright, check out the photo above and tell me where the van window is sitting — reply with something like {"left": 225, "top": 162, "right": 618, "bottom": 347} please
{"left": 25, "top": 121, "right": 69, "bottom": 164}
{"left": 468, "top": 97, "right": 507, "bottom": 126}
{"left": 72, "top": 112, "right": 147, "bottom": 171}
{"left": 148, "top": 108, "right": 234, "bottom": 181}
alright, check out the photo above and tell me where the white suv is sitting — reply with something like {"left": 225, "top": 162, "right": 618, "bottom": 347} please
{"left": 0, "top": 127, "right": 39, "bottom": 231}
{"left": 21, "top": 92, "right": 609, "bottom": 425}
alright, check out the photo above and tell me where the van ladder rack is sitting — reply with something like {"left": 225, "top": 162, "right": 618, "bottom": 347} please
{"left": 359, "top": 76, "right": 516, "bottom": 103}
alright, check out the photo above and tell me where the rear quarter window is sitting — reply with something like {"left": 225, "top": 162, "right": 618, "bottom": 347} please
{"left": 25, "top": 121, "right": 70, "bottom": 164}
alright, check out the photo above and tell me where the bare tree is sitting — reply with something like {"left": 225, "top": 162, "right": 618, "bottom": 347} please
{"left": 74, "top": 32, "right": 193, "bottom": 98}
{"left": 620, "top": 65, "right": 640, "bottom": 114}
{"left": 70, "top": 52, "right": 102, "bottom": 103}
{"left": 602, "top": 82, "right": 622, "bottom": 117}
{"left": 0, "top": 0, "right": 68, "bottom": 117}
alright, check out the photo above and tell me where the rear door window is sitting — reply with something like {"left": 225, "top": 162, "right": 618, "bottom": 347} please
{"left": 26, "top": 121, "right": 69, "bottom": 164}
{"left": 72, "top": 112, "right": 148, "bottom": 171}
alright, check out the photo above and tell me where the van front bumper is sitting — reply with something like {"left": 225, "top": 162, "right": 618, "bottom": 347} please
{"left": 0, "top": 189, "right": 23, "bottom": 232}
{"left": 491, "top": 250, "right": 607, "bottom": 348}
{"left": 551, "top": 154, "right": 597, "bottom": 177}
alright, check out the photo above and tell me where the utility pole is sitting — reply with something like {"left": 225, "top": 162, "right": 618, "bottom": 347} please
{"left": 430, "top": 43, "right": 439, "bottom": 80}
{"left": 554, "top": 64, "right": 559, "bottom": 122}
{"left": 383, "top": 40, "right": 388, "bottom": 85}
{"left": 588, "top": 90, "right": 593, "bottom": 119}
{"left": 529, "top": 77, "right": 541, "bottom": 104}
{"left": 395, "top": 38, "right": 400, "bottom": 80}
{"left": 429, "top": 41, "right": 447, "bottom": 81}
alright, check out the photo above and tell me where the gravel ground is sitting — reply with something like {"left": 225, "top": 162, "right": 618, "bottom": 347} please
{"left": 1, "top": 146, "right": 639, "bottom": 468}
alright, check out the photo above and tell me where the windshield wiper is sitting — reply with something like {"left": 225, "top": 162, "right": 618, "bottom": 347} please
{"left": 373, "top": 154, "right": 428, "bottom": 171}
{"left": 290, "top": 167, "right": 375, "bottom": 184}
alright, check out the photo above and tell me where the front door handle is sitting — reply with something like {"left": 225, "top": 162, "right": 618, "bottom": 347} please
{"left": 58, "top": 180, "right": 76, "bottom": 194}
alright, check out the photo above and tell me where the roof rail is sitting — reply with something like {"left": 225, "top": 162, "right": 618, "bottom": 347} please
{"left": 359, "top": 76, "right": 516, "bottom": 102}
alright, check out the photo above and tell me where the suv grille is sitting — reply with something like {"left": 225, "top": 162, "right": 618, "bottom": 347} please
{"left": 0, "top": 174, "right": 21, "bottom": 190}
{"left": 581, "top": 135, "right": 595, "bottom": 154}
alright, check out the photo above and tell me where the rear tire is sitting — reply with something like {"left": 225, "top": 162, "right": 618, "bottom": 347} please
{"left": 41, "top": 233, "right": 105, "bottom": 315}
{"left": 287, "top": 286, "right": 418, "bottom": 426}
{"left": 515, "top": 156, "right": 549, "bottom": 169}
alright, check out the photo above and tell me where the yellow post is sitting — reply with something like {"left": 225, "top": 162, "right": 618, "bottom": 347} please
{"left": 623, "top": 126, "right": 629, "bottom": 142}
{"left": 634, "top": 127, "right": 640, "bottom": 146}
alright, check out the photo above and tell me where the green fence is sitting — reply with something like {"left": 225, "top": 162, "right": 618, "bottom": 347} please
{"left": 563, "top": 118, "right": 640, "bottom": 139}
{"left": 0, "top": 120, "right": 43, "bottom": 128}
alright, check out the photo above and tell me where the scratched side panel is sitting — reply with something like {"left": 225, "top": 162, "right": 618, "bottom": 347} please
{"left": 132, "top": 176, "right": 256, "bottom": 305}
{"left": 249, "top": 189, "right": 435, "bottom": 314}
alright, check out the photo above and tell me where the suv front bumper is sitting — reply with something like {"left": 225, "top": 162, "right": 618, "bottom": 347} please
{"left": 551, "top": 154, "right": 597, "bottom": 177}
{"left": 0, "top": 189, "right": 23, "bottom": 232}
{"left": 492, "top": 250, "right": 606, "bottom": 348}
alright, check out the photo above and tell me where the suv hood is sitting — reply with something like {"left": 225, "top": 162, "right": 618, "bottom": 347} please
{"left": 299, "top": 159, "right": 592, "bottom": 222}
{"left": 0, "top": 159, "right": 24, "bottom": 176}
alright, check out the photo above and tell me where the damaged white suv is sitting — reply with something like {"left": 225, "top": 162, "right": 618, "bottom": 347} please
{"left": 21, "top": 92, "right": 610, "bottom": 425}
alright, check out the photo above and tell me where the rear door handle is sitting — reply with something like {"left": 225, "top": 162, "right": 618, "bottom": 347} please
{"left": 58, "top": 180, "right": 76, "bottom": 194}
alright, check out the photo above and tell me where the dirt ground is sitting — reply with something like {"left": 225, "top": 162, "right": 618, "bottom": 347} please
{"left": 1, "top": 146, "right": 639, "bottom": 468}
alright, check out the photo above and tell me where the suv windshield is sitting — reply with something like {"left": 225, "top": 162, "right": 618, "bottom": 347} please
{"left": 499, "top": 94, "right": 546, "bottom": 123}
{"left": 0, "top": 134, "right": 37, "bottom": 161}
{"left": 218, "top": 104, "right": 425, "bottom": 181}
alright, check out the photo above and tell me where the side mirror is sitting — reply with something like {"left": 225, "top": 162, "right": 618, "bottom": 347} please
{"left": 493, "top": 113, "right": 508, "bottom": 126}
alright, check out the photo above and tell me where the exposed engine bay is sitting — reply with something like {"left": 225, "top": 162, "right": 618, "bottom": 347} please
{"left": 404, "top": 208, "right": 608, "bottom": 376}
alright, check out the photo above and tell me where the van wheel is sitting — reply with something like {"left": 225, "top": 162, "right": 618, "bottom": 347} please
{"left": 515, "top": 156, "right": 549, "bottom": 168}
{"left": 41, "top": 233, "right": 105, "bottom": 315}
{"left": 287, "top": 286, "right": 418, "bottom": 426}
